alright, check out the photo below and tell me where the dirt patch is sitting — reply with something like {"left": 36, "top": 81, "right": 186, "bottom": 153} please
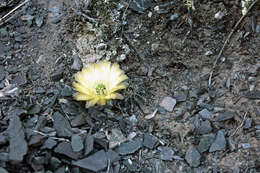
{"left": 0, "top": 0, "right": 260, "bottom": 172}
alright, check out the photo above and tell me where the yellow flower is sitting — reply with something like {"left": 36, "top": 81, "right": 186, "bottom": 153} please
{"left": 72, "top": 61, "right": 128, "bottom": 107}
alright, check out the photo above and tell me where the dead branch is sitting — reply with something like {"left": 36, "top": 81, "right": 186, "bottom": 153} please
{"left": 208, "top": 0, "right": 259, "bottom": 86}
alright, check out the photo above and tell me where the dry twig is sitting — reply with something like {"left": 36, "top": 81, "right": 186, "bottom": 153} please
{"left": 208, "top": 0, "right": 259, "bottom": 86}
{"left": 231, "top": 111, "right": 248, "bottom": 136}
{"left": 0, "top": 0, "right": 30, "bottom": 26}
{"left": 33, "top": 130, "right": 70, "bottom": 142}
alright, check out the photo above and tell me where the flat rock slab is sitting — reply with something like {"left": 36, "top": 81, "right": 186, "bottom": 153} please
{"left": 28, "top": 135, "right": 47, "bottom": 147}
{"left": 108, "top": 128, "right": 127, "bottom": 149}
{"left": 159, "top": 96, "right": 177, "bottom": 112}
{"left": 215, "top": 112, "right": 235, "bottom": 121}
{"left": 54, "top": 141, "right": 81, "bottom": 160}
{"left": 71, "top": 134, "right": 84, "bottom": 152}
{"left": 143, "top": 133, "right": 158, "bottom": 149}
{"left": 84, "top": 135, "right": 94, "bottom": 156}
{"left": 7, "top": 115, "right": 28, "bottom": 162}
{"left": 209, "top": 130, "right": 226, "bottom": 152}
{"left": 158, "top": 146, "right": 174, "bottom": 161}
{"left": 41, "top": 138, "right": 57, "bottom": 150}
{"left": 0, "top": 65, "right": 5, "bottom": 81}
{"left": 199, "top": 109, "right": 212, "bottom": 119}
{"left": 73, "top": 150, "right": 107, "bottom": 172}
{"left": 53, "top": 112, "right": 73, "bottom": 137}
{"left": 117, "top": 137, "right": 143, "bottom": 155}
{"left": 185, "top": 146, "right": 201, "bottom": 167}
{"left": 197, "top": 134, "right": 215, "bottom": 153}
{"left": 196, "top": 120, "right": 212, "bottom": 135}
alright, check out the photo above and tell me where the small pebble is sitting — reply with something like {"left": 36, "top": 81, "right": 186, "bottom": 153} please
{"left": 159, "top": 96, "right": 177, "bottom": 112}
{"left": 241, "top": 143, "right": 251, "bottom": 149}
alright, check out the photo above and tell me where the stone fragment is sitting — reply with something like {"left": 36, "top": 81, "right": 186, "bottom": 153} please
{"left": 71, "top": 113, "right": 86, "bottom": 127}
{"left": 73, "top": 150, "right": 107, "bottom": 172}
{"left": 215, "top": 112, "right": 234, "bottom": 121}
{"left": 61, "top": 102, "right": 79, "bottom": 116}
{"left": 170, "top": 13, "right": 180, "bottom": 21}
{"left": 61, "top": 85, "right": 73, "bottom": 97}
{"left": 7, "top": 116, "right": 28, "bottom": 162}
{"left": 0, "top": 152, "right": 9, "bottom": 162}
{"left": 50, "top": 68, "right": 63, "bottom": 81}
{"left": 108, "top": 128, "right": 127, "bottom": 149}
{"left": 158, "top": 146, "right": 174, "bottom": 161}
{"left": 153, "top": 159, "right": 171, "bottom": 173}
{"left": 117, "top": 137, "right": 143, "bottom": 155}
{"left": 55, "top": 166, "right": 66, "bottom": 173}
{"left": 159, "top": 97, "right": 176, "bottom": 112}
{"left": 129, "top": 0, "right": 153, "bottom": 13}
{"left": 199, "top": 109, "right": 212, "bottom": 119}
{"left": 215, "top": 11, "right": 225, "bottom": 20}
{"left": 0, "top": 65, "right": 5, "bottom": 81}
{"left": 0, "top": 133, "right": 8, "bottom": 145}
{"left": 54, "top": 141, "right": 80, "bottom": 160}
{"left": 209, "top": 130, "right": 226, "bottom": 152}
{"left": 71, "top": 134, "right": 84, "bottom": 152}
{"left": 106, "top": 149, "right": 120, "bottom": 163}
{"left": 143, "top": 133, "right": 158, "bottom": 149}
{"left": 50, "top": 157, "right": 61, "bottom": 170}
{"left": 197, "top": 134, "right": 215, "bottom": 153}
{"left": 241, "top": 143, "right": 251, "bottom": 149}
{"left": 243, "top": 90, "right": 260, "bottom": 99}
{"left": 53, "top": 112, "right": 73, "bottom": 137}
{"left": 0, "top": 167, "right": 8, "bottom": 173}
{"left": 173, "top": 91, "right": 187, "bottom": 102}
{"left": 244, "top": 118, "right": 252, "bottom": 129}
{"left": 197, "top": 101, "right": 214, "bottom": 111}
{"left": 11, "top": 71, "right": 27, "bottom": 86}
{"left": 29, "top": 135, "right": 47, "bottom": 147}
{"left": 196, "top": 120, "right": 212, "bottom": 135}
{"left": 185, "top": 146, "right": 201, "bottom": 167}
{"left": 28, "top": 104, "right": 41, "bottom": 114}
{"left": 30, "top": 156, "right": 45, "bottom": 171}
{"left": 84, "top": 135, "right": 94, "bottom": 156}
{"left": 41, "top": 138, "right": 57, "bottom": 150}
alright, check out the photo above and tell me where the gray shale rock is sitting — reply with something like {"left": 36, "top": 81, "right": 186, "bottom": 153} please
{"left": 196, "top": 120, "right": 212, "bottom": 135}
{"left": 197, "top": 134, "right": 215, "bottom": 153}
{"left": 159, "top": 96, "right": 177, "bottom": 112}
{"left": 117, "top": 137, "right": 143, "bottom": 155}
{"left": 71, "top": 134, "right": 84, "bottom": 152}
{"left": 215, "top": 112, "right": 235, "bottom": 121}
{"left": 158, "top": 146, "right": 175, "bottom": 161}
{"left": 53, "top": 112, "right": 73, "bottom": 137}
{"left": 54, "top": 141, "right": 81, "bottom": 160}
{"left": 7, "top": 115, "right": 28, "bottom": 162}
{"left": 209, "top": 130, "right": 226, "bottom": 152}
{"left": 143, "top": 133, "right": 158, "bottom": 149}
{"left": 199, "top": 109, "right": 212, "bottom": 119}
{"left": 185, "top": 146, "right": 201, "bottom": 167}
{"left": 73, "top": 150, "right": 107, "bottom": 172}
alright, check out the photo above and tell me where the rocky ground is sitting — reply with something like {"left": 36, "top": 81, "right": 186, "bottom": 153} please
{"left": 0, "top": 0, "right": 260, "bottom": 172}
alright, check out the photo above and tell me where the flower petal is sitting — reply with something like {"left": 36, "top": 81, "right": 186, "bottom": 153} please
{"left": 72, "top": 82, "right": 93, "bottom": 95}
{"left": 110, "top": 83, "right": 128, "bottom": 93}
{"left": 105, "top": 93, "right": 124, "bottom": 100}
{"left": 97, "top": 98, "right": 107, "bottom": 106}
{"left": 74, "top": 93, "right": 94, "bottom": 101}
{"left": 88, "top": 98, "right": 99, "bottom": 107}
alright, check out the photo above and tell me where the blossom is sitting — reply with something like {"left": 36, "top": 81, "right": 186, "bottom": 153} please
{"left": 72, "top": 61, "right": 128, "bottom": 107}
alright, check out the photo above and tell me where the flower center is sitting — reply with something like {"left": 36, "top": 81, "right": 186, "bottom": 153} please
{"left": 95, "top": 83, "right": 107, "bottom": 96}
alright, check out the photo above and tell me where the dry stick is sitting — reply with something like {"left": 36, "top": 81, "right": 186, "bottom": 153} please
{"left": 33, "top": 130, "right": 70, "bottom": 142}
{"left": 0, "top": 0, "right": 30, "bottom": 26}
{"left": 231, "top": 111, "right": 248, "bottom": 137}
{"left": 208, "top": 0, "right": 259, "bottom": 86}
